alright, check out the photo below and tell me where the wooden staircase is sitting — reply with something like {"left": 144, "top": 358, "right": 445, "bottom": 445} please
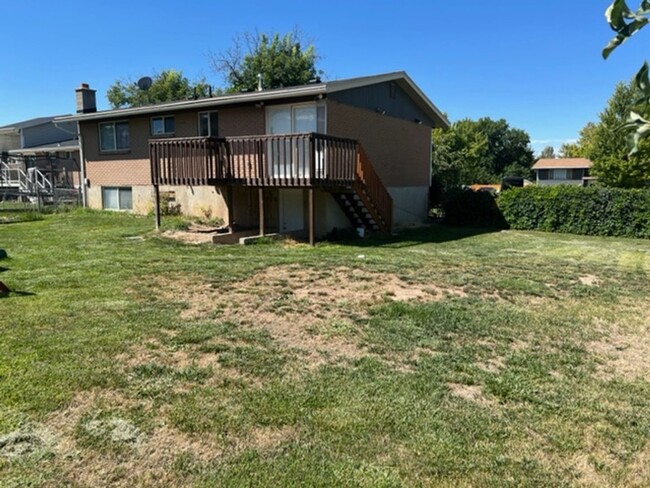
{"left": 331, "top": 144, "right": 393, "bottom": 234}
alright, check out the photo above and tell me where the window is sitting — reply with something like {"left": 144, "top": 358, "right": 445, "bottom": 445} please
{"left": 538, "top": 169, "right": 549, "bottom": 180}
{"left": 151, "top": 116, "right": 175, "bottom": 136}
{"left": 102, "top": 187, "right": 132, "bottom": 210}
{"left": 570, "top": 168, "right": 585, "bottom": 180}
{"left": 99, "top": 121, "right": 129, "bottom": 151}
{"left": 551, "top": 169, "right": 568, "bottom": 180}
{"left": 198, "top": 111, "right": 219, "bottom": 137}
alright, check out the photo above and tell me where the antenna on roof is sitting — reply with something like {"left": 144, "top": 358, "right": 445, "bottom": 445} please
{"left": 137, "top": 76, "right": 153, "bottom": 91}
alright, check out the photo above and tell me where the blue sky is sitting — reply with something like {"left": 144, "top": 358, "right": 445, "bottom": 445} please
{"left": 1, "top": 0, "right": 648, "bottom": 154}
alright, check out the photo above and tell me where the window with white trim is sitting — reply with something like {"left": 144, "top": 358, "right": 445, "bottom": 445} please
{"left": 198, "top": 111, "right": 219, "bottom": 137}
{"left": 102, "top": 187, "right": 132, "bottom": 210}
{"left": 151, "top": 116, "right": 175, "bottom": 136}
{"left": 99, "top": 121, "right": 129, "bottom": 151}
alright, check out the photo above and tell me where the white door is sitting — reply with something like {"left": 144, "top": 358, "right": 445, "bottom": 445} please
{"left": 279, "top": 189, "right": 304, "bottom": 232}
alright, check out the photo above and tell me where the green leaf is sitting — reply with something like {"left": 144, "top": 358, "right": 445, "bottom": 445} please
{"left": 603, "top": 0, "right": 650, "bottom": 58}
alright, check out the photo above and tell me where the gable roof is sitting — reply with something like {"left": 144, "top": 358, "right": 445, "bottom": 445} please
{"left": 0, "top": 115, "right": 69, "bottom": 132}
{"left": 55, "top": 72, "right": 449, "bottom": 128}
{"left": 532, "top": 158, "right": 593, "bottom": 170}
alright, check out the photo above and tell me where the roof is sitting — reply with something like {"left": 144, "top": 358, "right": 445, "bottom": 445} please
{"left": 0, "top": 115, "right": 70, "bottom": 132}
{"left": 7, "top": 139, "right": 80, "bottom": 155}
{"left": 55, "top": 72, "right": 449, "bottom": 128}
{"left": 532, "top": 158, "right": 593, "bottom": 170}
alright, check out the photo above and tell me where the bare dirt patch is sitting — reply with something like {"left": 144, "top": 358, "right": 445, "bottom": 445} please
{"left": 578, "top": 274, "right": 601, "bottom": 287}
{"left": 162, "top": 230, "right": 216, "bottom": 245}
{"left": 157, "top": 265, "right": 467, "bottom": 368}
{"left": 447, "top": 383, "right": 496, "bottom": 407}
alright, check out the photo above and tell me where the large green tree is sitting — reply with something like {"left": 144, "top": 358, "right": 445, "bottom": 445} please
{"left": 570, "top": 81, "right": 650, "bottom": 187}
{"left": 210, "top": 31, "right": 322, "bottom": 92}
{"left": 107, "top": 69, "right": 211, "bottom": 109}
{"left": 431, "top": 117, "right": 535, "bottom": 189}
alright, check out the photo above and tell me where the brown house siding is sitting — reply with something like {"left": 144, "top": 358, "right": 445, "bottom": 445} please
{"left": 326, "top": 100, "right": 431, "bottom": 188}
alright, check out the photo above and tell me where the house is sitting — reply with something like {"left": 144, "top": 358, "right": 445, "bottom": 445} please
{"left": 0, "top": 116, "right": 81, "bottom": 195}
{"left": 532, "top": 158, "right": 593, "bottom": 186}
{"left": 56, "top": 72, "right": 449, "bottom": 242}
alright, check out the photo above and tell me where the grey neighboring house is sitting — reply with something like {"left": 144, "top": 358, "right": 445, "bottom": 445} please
{"left": 0, "top": 116, "right": 82, "bottom": 189}
{"left": 532, "top": 158, "right": 594, "bottom": 187}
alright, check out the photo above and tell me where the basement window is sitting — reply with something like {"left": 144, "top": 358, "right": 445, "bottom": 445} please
{"left": 151, "top": 116, "right": 175, "bottom": 136}
{"left": 102, "top": 186, "right": 132, "bottom": 210}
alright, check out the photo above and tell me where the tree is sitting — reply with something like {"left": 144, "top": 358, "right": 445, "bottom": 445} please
{"left": 210, "top": 30, "right": 322, "bottom": 92}
{"left": 570, "top": 81, "right": 650, "bottom": 187}
{"left": 539, "top": 146, "right": 556, "bottom": 159}
{"left": 431, "top": 117, "right": 535, "bottom": 190}
{"left": 107, "top": 69, "right": 211, "bottom": 109}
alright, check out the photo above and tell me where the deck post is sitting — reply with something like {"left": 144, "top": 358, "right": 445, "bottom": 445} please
{"left": 258, "top": 187, "right": 265, "bottom": 236}
{"left": 308, "top": 188, "right": 315, "bottom": 246}
{"left": 154, "top": 184, "right": 161, "bottom": 230}
{"left": 226, "top": 186, "right": 234, "bottom": 230}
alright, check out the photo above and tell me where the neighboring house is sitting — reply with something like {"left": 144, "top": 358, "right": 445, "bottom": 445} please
{"left": 56, "top": 72, "right": 449, "bottom": 241}
{"left": 0, "top": 116, "right": 81, "bottom": 192}
{"left": 532, "top": 158, "right": 593, "bottom": 186}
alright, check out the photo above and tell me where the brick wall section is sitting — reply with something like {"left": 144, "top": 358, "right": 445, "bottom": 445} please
{"left": 326, "top": 100, "right": 432, "bottom": 188}
{"left": 81, "top": 106, "right": 266, "bottom": 186}
{"left": 219, "top": 106, "right": 265, "bottom": 137}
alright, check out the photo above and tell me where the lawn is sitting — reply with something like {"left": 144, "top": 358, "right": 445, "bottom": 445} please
{"left": 1, "top": 211, "right": 650, "bottom": 487}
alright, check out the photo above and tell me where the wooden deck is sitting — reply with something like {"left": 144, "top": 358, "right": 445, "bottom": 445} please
{"left": 149, "top": 132, "right": 393, "bottom": 237}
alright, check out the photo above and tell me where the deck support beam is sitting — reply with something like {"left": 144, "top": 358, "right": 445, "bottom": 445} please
{"left": 258, "top": 188, "right": 265, "bottom": 236}
{"left": 226, "top": 186, "right": 234, "bottom": 230}
{"left": 308, "top": 188, "right": 315, "bottom": 246}
{"left": 154, "top": 184, "right": 161, "bottom": 230}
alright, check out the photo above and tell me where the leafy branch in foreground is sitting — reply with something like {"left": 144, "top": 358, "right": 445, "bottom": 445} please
{"left": 604, "top": 0, "right": 650, "bottom": 154}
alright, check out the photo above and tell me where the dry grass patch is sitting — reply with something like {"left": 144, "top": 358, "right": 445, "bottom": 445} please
{"left": 589, "top": 324, "right": 650, "bottom": 380}
{"left": 156, "top": 265, "right": 466, "bottom": 368}
{"left": 447, "top": 383, "right": 497, "bottom": 407}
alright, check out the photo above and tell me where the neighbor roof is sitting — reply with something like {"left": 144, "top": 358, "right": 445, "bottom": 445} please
{"left": 8, "top": 138, "right": 80, "bottom": 155}
{"left": 0, "top": 115, "right": 69, "bottom": 132}
{"left": 55, "top": 72, "right": 449, "bottom": 128}
{"left": 532, "top": 158, "right": 593, "bottom": 170}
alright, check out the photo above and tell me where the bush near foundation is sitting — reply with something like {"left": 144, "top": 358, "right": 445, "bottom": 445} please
{"left": 442, "top": 188, "right": 508, "bottom": 228}
{"left": 497, "top": 186, "right": 650, "bottom": 238}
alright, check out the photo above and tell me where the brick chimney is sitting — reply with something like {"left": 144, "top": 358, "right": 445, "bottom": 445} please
{"left": 75, "top": 83, "right": 97, "bottom": 114}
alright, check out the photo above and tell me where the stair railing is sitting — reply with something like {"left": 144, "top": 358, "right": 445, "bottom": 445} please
{"left": 354, "top": 145, "right": 393, "bottom": 233}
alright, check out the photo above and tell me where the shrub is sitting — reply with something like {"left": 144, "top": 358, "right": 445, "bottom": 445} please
{"left": 442, "top": 188, "right": 508, "bottom": 228}
{"left": 498, "top": 186, "right": 650, "bottom": 238}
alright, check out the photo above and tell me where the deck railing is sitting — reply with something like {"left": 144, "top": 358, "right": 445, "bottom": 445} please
{"left": 150, "top": 133, "right": 357, "bottom": 187}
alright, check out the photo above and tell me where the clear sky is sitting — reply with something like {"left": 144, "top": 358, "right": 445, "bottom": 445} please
{"left": 1, "top": 0, "right": 647, "bottom": 154}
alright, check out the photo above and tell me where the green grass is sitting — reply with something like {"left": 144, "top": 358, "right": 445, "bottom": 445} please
{"left": 1, "top": 210, "right": 650, "bottom": 486}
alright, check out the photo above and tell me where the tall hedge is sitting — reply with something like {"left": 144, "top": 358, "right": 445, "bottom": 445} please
{"left": 442, "top": 188, "right": 508, "bottom": 228}
{"left": 497, "top": 186, "right": 650, "bottom": 238}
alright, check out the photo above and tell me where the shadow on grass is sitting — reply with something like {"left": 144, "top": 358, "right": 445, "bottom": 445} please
{"left": 333, "top": 223, "right": 503, "bottom": 249}
{"left": 0, "top": 290, "right": 36, "bottom": 298}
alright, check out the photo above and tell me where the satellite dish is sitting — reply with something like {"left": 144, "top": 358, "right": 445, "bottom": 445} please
{"left": 137, "top": 76, "right": 153, "bottom": 90}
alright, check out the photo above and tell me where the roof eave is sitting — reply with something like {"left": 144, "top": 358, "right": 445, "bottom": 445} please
{"left": 55, "top": 85, "right": 327, "bottom": 123}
